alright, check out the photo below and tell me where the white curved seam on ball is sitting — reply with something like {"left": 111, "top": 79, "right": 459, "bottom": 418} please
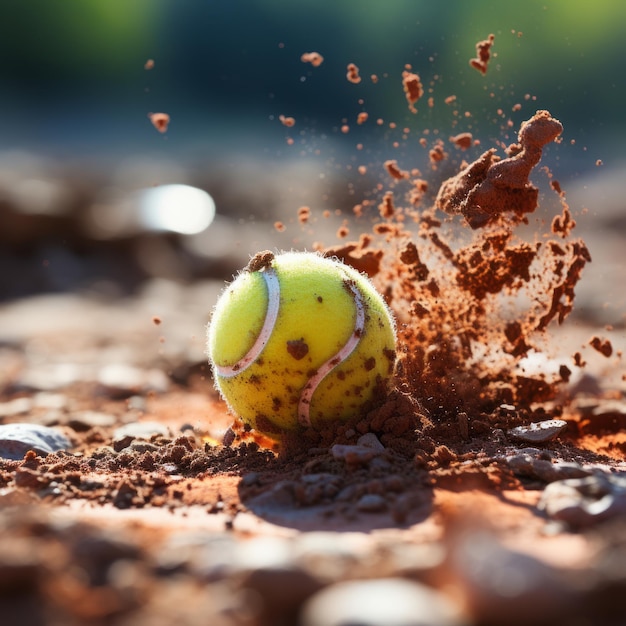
{"left": 215, "top": 268, "right": 280, "bottom": 378}
{"left": 298, "top": 276, "right": 366, "bottom": 427}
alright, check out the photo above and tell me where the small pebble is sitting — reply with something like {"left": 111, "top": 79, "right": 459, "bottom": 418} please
{"left": 538, "top": 473, "right": 626, "bottom": 528}
{"left": 235, "top": 536, "right": 296, "bottom": 570}
{"left": 184, "top": 534, "right": 323, "bottom": 624}
{"left": 18, "top": 363, "right": 83, "bottom": 390}
{"left": 508, "top": 419, "right": 567, "bottom": 443}
{"left": 368, "top": 455, "right": 392, "bottom": 471}
{"left": 239, "top": 563, "right": 322, "bottom": 625}
{"left": 240, "top": 473, "right": 260, "bottom": 487}
{"left": 67, "top": 410, "right": 116, "bottom": 431}
{"left": 244, "top": 479, "right": 297, "bottom": 509}
{"left": 450, "top": 531, "right": 574, "bottom": 623}
{"left": 97, "top": 364, "right": 169, "bottom": 396}
{"left": 33, "top": 392, "right": 68, "bottom": 410}
{"left": 335, "top": 484, "right": 358, "bottom": 502}
{"left": 0, "top": 487, "right": 39, "bottom": 506}
{"left": 505, "top": 453, "right": 592, "bottom": 483}
{"left": 590, "top": 399, "right": 626, "bottom": 418}
{"left": 126, "top": 395, "right": 147, "bottom": 412}
{"left": 113, "top": 435, "right": 136, "bottom": 452}
{"left": 0, "top": 423, "right": 72, "bottom": 460}
{"left": 356, "top": 493, "right": 387, "bottom": 513}
{"left": 0, "top": 397, "right": 33, "bottom": 417}
{"left": 113, "top": 421, "right": 170, "bottom": 441}
{"left": 301, "top": 473, "right": 339, "bottom": 485}
{"left": 300, "top": 578, "right": 467, "bottom": 626}
{"left": 129, "top": 442, "right": 159, "bottom": 454}
{"left": 160, "top": 532, "right": 236, "bottom": 580}
{"left": 516, "top": 446, "right": 553, "bottom": 458}
{"left": 160, "top": 463, "right": 180, "bottom": 475}
{"left": 385, "top": 542, "right": 446, "bottom": 578}
{"left": 293, "top": 532, "right": 371, "bottom": 569}
{"left": 357, "top": 433, "right": 385, "bottom": 451}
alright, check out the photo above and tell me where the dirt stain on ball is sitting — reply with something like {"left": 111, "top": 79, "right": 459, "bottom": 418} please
{"left": 287, "top": 338, "right": 310, "bottom": 360}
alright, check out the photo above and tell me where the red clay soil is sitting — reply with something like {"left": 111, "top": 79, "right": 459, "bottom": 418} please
{"left": 0, "top": 111, "right": 624, "bottom": 625}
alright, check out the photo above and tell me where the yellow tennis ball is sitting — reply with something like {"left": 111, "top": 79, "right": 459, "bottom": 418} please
{"left": 207, "top": 250, "right": 396, "bottom": 438}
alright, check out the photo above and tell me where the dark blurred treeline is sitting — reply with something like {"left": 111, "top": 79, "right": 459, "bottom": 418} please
{"left": 0, "top": 0, "right": 624, "bottom": 160}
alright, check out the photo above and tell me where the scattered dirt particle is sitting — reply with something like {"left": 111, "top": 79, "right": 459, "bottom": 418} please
{"left": 429, "top": 140, "right": 448, "bottom": 166}
{"left": 552, "top": 207, "right": 576, "bottom": 238}
{"left": 378, "top": 191, "right": 395, "bottom": 219}
{"left": 279, "top": 115, "right": 295, "bottom": 127}
{"left": 298, "top": 206, "right": 311, "bottom": 223}
{"left": 409, "top": 179, "right": 428, "bottom": 206}
{"left": 432, "top": 445, "right": 456, "bottom": 466}
{"left": 470, "top": 33, "right": 495, "bottom": 75}
{"left": 589, "top": 336, "right": 613, "bottom": 357}
{"left": 301, "top": 51, "right": 324, "bottom": 67}
{"left": 323, "top": 242, "right": 383, "bottom": 277}
{"left": 551, "top": 180, "right": 563, "bottom": 195}
{"left": 384, "top": 160, "right": 409, "bottom": 181}
{"left": 400, "top": 242, "right": 429, "bottom": 281}
{"left": 450, "top": 132, "right": 473, "bottom": 150}
{"left": 346, "top": 63, "right": 361, "bottom": 84}
{"left": 148, "top": 112, "right": 170, "bottom": 133}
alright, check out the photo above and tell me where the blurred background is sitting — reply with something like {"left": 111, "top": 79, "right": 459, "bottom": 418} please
{"left": 0, "top": 0, "right": 624, "bottom": 322}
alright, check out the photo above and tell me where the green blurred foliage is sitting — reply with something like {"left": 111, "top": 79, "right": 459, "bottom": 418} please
{"left": 1, "top": 0, "right": 157, "bottom": 85}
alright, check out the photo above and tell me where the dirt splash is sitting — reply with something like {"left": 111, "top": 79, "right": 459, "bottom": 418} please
{"left": 325, "top": 110, "right": 591, "bottom": 428}
{"left": 435, "top": 110, "right": 563, "bottom": 228}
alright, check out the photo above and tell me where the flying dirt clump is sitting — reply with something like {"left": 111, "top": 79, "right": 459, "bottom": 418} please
{"left": 324, "top": 110, "right": 590, "bottom": 421}
{"left": 435, "top": 110, "right": 563, "bottom": 228}
{"left": 402, "top": 70, "right": 423, "bottom": 113}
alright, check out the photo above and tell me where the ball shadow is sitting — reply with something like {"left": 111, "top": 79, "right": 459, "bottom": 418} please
{"left": 236, "top": 454, "right": 434, "bottom": 532}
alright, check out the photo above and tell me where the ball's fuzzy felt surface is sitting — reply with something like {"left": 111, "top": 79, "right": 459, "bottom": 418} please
{"left": 207, "top": 251, "right": 396, "bottom": 437}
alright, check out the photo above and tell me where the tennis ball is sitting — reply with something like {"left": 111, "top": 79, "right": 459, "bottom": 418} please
{"left": 207, "top": 250, "right": 396, "bottom": 438}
